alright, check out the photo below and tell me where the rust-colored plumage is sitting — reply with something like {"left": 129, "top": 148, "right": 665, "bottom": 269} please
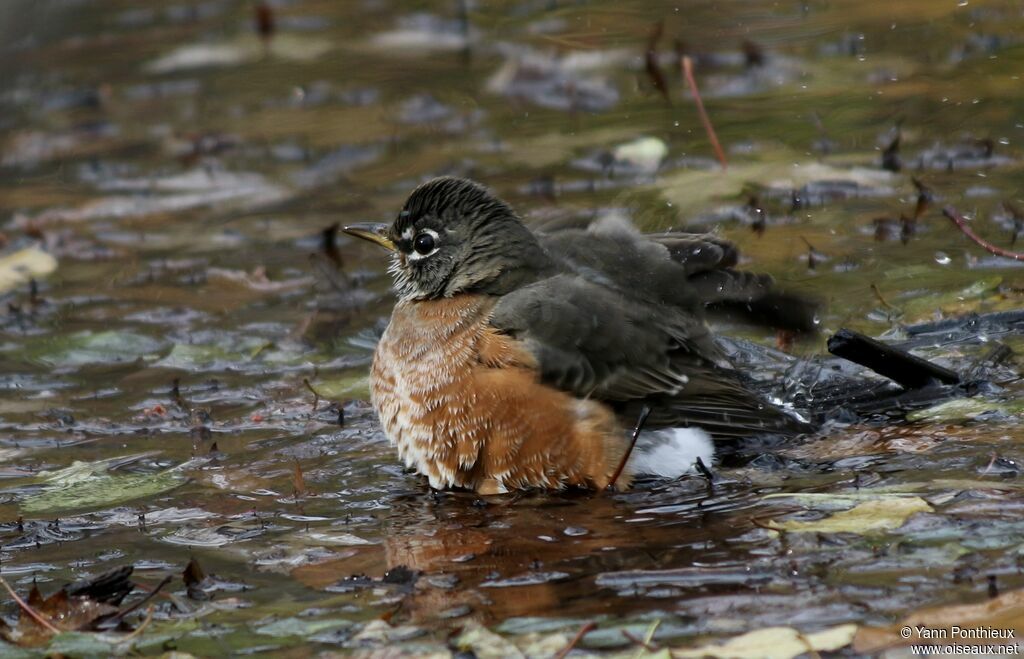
{"left": 372, "top": 295, "right": 629, "bottom": 493}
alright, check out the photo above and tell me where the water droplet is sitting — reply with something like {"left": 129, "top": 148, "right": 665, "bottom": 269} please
{"left": 935, "top": 252, "right": 952, "bottom": 265}
{"left": 564, "top": 526, "right": 589, "bottom": 537}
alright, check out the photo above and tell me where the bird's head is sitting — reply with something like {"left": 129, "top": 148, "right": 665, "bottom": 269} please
{"left": 344, "top": 177, "right": 543, "bottom": 301}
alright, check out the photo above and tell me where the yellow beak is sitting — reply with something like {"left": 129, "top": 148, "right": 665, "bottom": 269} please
{"left": 342, "top": 223, "right": 396, "bottom": 251}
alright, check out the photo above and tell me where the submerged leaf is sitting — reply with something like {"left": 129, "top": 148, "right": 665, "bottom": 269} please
{"left": 21, "top": 460, "right": 188, "bottom": 514}
{"left": 313, "top": 373, "right": 370, "bottom": 400}
{"left": 906, "top": 397, "right": 1024, "bottom": 423}
{"left": 254, "top": 616, "right": 352, "bottom": 638}
{"left": 33, "top": 330, "right": 163, "bottom": 367}
{"left": 769, "top": 497, "right": 932, "bottom": 534}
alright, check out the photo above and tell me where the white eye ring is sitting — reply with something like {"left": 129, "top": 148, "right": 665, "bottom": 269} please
{"left": 407, "top": 229, "right": 440, "bottom": 261}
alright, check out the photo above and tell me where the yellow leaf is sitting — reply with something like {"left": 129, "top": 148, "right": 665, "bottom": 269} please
{"left": 0, "top": 247, "right": 57, "bottom": 294}
{"left": 772, "top": 497, "right": 932, "bottom": 534}
{"left": 674, "top": 624, "right": 857, "bottom": 659}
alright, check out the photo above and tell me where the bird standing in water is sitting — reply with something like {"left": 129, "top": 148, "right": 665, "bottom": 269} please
{"left": 344, "top": 177, "right": 813, "bottom": 494}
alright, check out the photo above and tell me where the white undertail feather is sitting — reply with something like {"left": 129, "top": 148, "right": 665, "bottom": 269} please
{"left": 627, "top": 427, "right": 715, "bottom": 478}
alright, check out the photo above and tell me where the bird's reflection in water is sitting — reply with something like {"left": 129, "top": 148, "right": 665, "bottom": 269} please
{"left": 363, "top": 478, "right": 767, "bottom": 625}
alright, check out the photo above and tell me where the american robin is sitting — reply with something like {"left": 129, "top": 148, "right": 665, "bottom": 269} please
{"left": 344, "top": 177, "right": 814, "bottom": 494}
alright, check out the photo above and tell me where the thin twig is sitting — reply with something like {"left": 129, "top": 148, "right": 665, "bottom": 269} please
{"left": 608, "top": 405, "right": 652, "bottom": 490}
{"left": 681, "top": 55, "right": 727, "bottom": 169}
{"left": 105, "top": 575, "right": 172, "bottom": 625}
{"left": 0, "top": 576, "right": 60, "bottom": 635}
{"left": 554, "top": 621, "right": 598, "bottom": 659}
{"left": 870, "top": 283, "right": 893, "bottom": 309}
{"left": 943, "top": 205, "right": 1024, "bottom": 261}
{"left": 117, "top": 605, "right": 154, "bottom": 644}
{"left": 625, "top": 619, "right": 663, "bottom": 657}
{"left": 623, "top": 629, "right": 659, "bottom": 652}
{"left": 302, "top": 378, "right": 321, "bottom": 411}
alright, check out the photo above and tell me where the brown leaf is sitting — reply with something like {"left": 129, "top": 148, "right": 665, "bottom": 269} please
{"left": 26, "top": 583, "right": 43, "bottom": 609}
{"left": 12, "top": 588, "right": 117, "bottom": 647}
{"left": 183, "top": 557, "right": 206, "bottom": 588}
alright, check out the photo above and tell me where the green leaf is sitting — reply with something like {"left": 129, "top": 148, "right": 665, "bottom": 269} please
{"left": 313, "top": 373, "right": 371, "bottom": 400}
{"left": 21, "top": 458, "right": 188, "bottom": 514}
{"left": 34, "top": 331, "right": 163, "bottom": 367}
{"left": 254, "top": 617, "right": 352, "bottom": 638}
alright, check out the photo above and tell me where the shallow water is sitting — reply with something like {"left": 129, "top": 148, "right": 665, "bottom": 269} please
{"left": 1, "top": 0, "right": 1023, "bottom": 655}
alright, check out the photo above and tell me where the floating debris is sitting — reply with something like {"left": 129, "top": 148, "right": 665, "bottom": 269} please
{"left": 371, "top": 12, "right": 477, "bottom": 52}
{"left": 486, "top": 46, "right": 625, "bottom": 112}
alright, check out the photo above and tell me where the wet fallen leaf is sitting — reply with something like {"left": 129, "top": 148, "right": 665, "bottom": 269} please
{"left": 254, "top": 617, "right": 352, "bottom": 638}
{"left": 313, "top": 373, "right": 371, "bottom": 400}
{"left": 22, "top": 459, "right": 190, "bottom": 514}
{"left": 456, "top": 621, "right": 525, "bottom": 659}
{"left": 902, "top": 277, "right": 1003, "bottom": 320}
{"left": 767, "top": 496, "right": 932, "bottom": 534}
{"left": 657, "top": 158, "right": 895, "bottom": 216}
{"left": 673, "top": 624, "right": 857, "bottom": 659}
{"left": 906, "top": 397, "right": 1024, "bottom": 422}
{"left": 145, "top": 35, "right": 331, "bottom": 74}
{"left": 0, "top": 567, "right": 135, "bottom": 647}
{"left": 31, "top": 330, "right": 163, "bottom": 367}
{"left": 0, "top": 246, "right": 57, "bottom": 294}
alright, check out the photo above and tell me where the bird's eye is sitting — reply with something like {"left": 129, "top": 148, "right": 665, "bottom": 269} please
{"left": 413, "top": 233, "right": 435, "bottom": 255}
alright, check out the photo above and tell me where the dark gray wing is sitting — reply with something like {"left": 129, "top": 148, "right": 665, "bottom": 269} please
{"left": 538, "top": 227, "right": 818, "bottom": 333}
{"left": 488, "top": 274, "right": 808, "bottom": 439}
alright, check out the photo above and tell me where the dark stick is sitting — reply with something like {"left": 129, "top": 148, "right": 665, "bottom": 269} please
{"left": 827, "top": 328, "right": 960, "bottom": 389}
{"left": 943, "top": 205, "right": 1024, "bottom": 261}
{"left": 104, "top": 575, "right": 173, "bottom": 625}
{"left": 608, "top": 405, "right": 652, "bottom": 490}
{"left": 644, "top": 21, "right": 671, "bottom": 104}
{"left": 694, "top": 456, "right": 715, "bottom": 482}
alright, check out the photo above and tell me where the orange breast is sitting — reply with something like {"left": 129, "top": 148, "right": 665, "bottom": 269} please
{"left": 371, "top": 295, "right": 629, "bottom": 492}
